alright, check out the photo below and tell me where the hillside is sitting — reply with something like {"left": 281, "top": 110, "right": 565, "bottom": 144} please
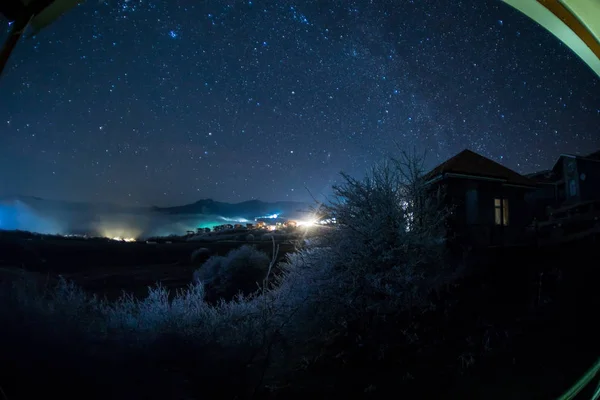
{"left": 0, "top": 196, "right": 313, "bottom": 237}
{"left": 153, "top": 198, "right": 311, "bottom": 219}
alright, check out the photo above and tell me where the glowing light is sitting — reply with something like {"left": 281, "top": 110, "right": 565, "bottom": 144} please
{"left": 296, "top": 219, "right": 318, "bottom": 227}
{"left": 111, "top": 236, "right": 136, "bottom": 242}
{"left": 99, "top": 226, "right": 140, "bottom": 242}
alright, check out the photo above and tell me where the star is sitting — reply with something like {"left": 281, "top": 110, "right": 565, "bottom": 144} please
{"left": 0, "top": 0, "right": 596, "bottom": 209}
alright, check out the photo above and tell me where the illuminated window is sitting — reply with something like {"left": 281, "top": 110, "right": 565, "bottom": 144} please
{"left": 494, "top": 198, "right": 509, "bottom": 226}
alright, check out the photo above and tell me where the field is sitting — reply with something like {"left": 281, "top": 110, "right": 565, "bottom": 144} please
{"left": 0, "top": 233, "right": 295, "bottom": 300}
{"left": 1, "top": 229, "right": 600, "bottom": 399}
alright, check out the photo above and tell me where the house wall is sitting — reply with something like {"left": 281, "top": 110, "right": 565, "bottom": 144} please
{"left": 563, "top": 157, "right": 581, "bottom": 203}
{"left": 577, "top": 158, "right": 600, "bottom": 202}
{"left": 523, "top": 155, "right": 600, "bottom": 220}
{"left": 525, "top": 183, "right": 558, "bottom": 220}
{"left": 440, "top": 178, "right": 534, "bottom": 247}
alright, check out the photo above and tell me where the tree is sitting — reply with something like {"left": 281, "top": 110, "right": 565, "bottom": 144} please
{"left": 312, "top": 149, "right": 454, "bottom": 316}
{"left": 193, "top": 245, "right": 272, "bottom": 302}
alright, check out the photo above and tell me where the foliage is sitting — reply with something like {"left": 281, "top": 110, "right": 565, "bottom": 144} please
{"left": 190, "top": 247, "right": 211, "bottom": 263}
{"left": 319, "top": 150, "right": 456, "bottom": 315}
{"left": 1, "top": 151, "right": 538, "bottom": 399}
{"left": 193, "top": 245, "right": 271, "bottom": 302}
{"left": 0, "top": 235, "right": 596, "bottom": 399}
{"left": 0, "top": 270, "right": 279, "bottom": 399}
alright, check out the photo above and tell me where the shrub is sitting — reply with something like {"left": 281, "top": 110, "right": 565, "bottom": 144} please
{"left": 317, "top": 150, "right": 456, "bottom": 315}
{"left": 0, "top": 269, "right": 284, "bottom": 400}
{"left": 193, "top": 245, "right": 271, "bottom": 302}
{"left": 246, "top": 234, "right": 255, "bottom": 242}
{"left": 190, "top": 247, "right": 211, "bottom": 263}
{"left": 245, "top": 150, "right": 463, "bottom": 388}
{"left": 0, "top": 151, "right": 469, "bottom": 399}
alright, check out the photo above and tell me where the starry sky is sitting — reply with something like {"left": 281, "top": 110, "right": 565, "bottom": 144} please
{"left": 0, "top": 0, "right": 599, "bottom": 207}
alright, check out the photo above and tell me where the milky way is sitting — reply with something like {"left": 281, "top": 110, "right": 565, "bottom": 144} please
{"left": 0, "top": 0, "right": 599, "bottom": 206}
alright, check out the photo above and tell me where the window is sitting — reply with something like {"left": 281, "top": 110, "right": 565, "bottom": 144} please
{"left": 569, "top": 179, "right": 577, "bottom": 197}
{"left": 494, "top": 198, "right": 509, "bottom": 226}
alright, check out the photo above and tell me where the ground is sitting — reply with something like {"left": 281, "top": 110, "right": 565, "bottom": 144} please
{"left": 0, "top": 230, "right": 599, "bottom": 399}
{"left": 0, "top": 232, "right": 295, "bottom": 300}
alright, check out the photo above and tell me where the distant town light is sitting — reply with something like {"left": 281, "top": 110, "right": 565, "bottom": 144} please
{"left": 264, "top": 213, "right": 279, "bottom": 219}
{"left": 296, "top": 218, "right": 318, "bottom": 227}
{"left": 112, "top": 237, "right": 136, "bottom": 242}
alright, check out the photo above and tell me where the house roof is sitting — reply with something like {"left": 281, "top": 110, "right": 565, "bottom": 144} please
{"left": 424, "top": 149, "right": 537, "bottom": 187}
{"left": 525, "top": 170, "right": 560, "bottom": 184}
{"left": 585, "top": 149, "right": 600, "bottom": 160}
{"left": 527, "top": 148, "right": 600, "bottom": 181}
{"left": 551, "top": 149, "right": 600, "bottom": 169}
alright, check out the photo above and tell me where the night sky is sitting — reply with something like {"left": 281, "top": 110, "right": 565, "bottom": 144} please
{"left": 0, "top": 0, "right": 599, "bottom": 207}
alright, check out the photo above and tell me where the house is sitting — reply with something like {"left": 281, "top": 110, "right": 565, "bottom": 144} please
{"left": 525, "top": 150, "right": 600, "bottom": 243}
{"left": 424, "top": 149, "right": 538, "bottom": 247}
{"left": 284, "top": 220, "right": 298, "bottom": 228}
{"left": 527, "top": 150, "right": 600, "bottom": 215}
{"left": 524, "top": 170, "right": 559, "bottom": 221}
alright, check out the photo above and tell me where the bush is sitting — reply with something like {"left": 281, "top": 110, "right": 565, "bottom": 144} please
{"left": 190, "top": 247, "right": 211, "bottom": 263}
{"left": 1, "top": 242, "right": 594, "bottom": 400}
{"left": 193, "top": 245, "right": 271, "bottom": 302}
{"left": 0, "top": 151, "right": 471, "bottom": 399}
{"left": 0, "top": 269, "right": 283, "bottom": 400}
{"left": 318, "top": 150, "right": 456, "bottom": 315}
{"left": 241, "top": 150, "right": 463, "bottom": 391}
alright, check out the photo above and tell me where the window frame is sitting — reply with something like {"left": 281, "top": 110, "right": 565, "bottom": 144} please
{"left": 494, "top": 198, "right": 509, "bottom": 226}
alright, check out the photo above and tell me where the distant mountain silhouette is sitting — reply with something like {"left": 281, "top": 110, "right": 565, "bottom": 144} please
{"left": 153, "top": 198, "right": 311, "bottom": 219}
{"left": 0, "top": 195, "right": 146, "bottom": 214}
{"left": 0, "top": 196, "right": 313, "bottom": 237}
{"left": 1, "top": 196, "right": 311, "bottom": 219}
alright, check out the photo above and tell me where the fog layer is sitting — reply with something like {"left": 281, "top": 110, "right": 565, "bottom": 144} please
{"left": 0, "top": 199, "right": 248, "bottom": 239}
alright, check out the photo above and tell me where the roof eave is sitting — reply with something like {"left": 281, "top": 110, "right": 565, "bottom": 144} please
{"left": 424, "top": 172, "right": 535, "bottom": 188}
{"left": 502, "top": 183, "right": 539, "bottom": 190}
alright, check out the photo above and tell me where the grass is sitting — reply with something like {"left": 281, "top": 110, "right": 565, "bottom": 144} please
{"left": 0, "top": 233, "right": 296, "bottom": 300}
{"left": 0, "top": 232, "right": 599, "bottom": 399}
